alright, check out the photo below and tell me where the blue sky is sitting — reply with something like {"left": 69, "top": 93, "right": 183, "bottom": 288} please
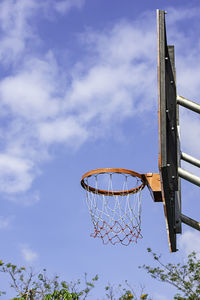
{"left": 0, "top": 0, "right": 200, "bottom": 299}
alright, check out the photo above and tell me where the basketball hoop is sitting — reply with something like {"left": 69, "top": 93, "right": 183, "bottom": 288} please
{"left": 81, "top": 168, "right": 146, "bottom": 246}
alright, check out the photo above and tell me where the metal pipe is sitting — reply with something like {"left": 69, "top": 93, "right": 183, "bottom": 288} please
{"left": 181, "top": 152, "right": 200, "bottom": 168}
{"left": 178, "top": 167, "right": 200, "bottom": 187}
{"left": 181, "top": 214, "right": 200, "bottom": 231}
{"left": 177, "top": 95, "right": 200, "bottom": 114}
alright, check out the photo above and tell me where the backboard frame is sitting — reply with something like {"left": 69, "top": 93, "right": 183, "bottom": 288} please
{"left": 157, "top": 10, "right": 181, "bottom": 252}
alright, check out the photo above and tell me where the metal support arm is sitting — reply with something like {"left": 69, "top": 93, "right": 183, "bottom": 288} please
{"left": 177, "top": 95, "right": 200, "bottom": 114}
{"left": 181, "top": 214, "right": 200, "bottom": 231}
{"left": 181, "top": 152, "right": 200, "bottom": 168}
{"left": 178, "top": 167, "right": 200, "bottom": 187}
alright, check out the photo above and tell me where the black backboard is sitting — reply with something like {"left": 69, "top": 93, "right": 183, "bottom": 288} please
{"left": 157, "top": 10, "right": 181, "bottom": 252}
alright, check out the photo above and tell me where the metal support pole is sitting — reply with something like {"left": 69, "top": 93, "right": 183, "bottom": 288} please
{"left": 178, "top": 167, "right": 200, "bottom": 187}
{"left": 177, "top": 95, "right": 200, "bottom": 114}
{"left": 181, "top": 214, "right": 200, "bottom": 231}
{"left": 181, "top": 152, "right": 200, "bottom": 168}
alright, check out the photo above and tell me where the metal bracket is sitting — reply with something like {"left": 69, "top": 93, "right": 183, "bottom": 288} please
{"left": 144, "top": 173, "right": 162, "bottom": 202}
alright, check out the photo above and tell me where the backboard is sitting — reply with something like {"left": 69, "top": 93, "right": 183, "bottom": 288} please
{"left": 157, "top": 10, "right": 181, "bottom": 252}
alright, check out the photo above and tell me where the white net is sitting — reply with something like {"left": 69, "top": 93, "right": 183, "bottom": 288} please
{"left": 84, "top": 172, "right": 144, "bottom": 246}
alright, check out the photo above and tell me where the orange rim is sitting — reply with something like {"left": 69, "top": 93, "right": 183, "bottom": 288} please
{"left": 81, "top": 168, "right": 146, "bottom": 196}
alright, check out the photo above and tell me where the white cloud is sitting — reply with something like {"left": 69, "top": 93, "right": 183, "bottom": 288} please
{"left": 0, "top": 54, "right": 60, "bottom": 120}
{"left": 67, "top": 19, "right": 157, "bottom": 124}
{"left": 0, "top": 0, "right": 38, "bottom": 64}
{"left": 86, "top": 19, "right": 155, "bottom": 65}
{"left": 0, "top": 0, "right": 85, "bottom": 65}
{"left": 179, "top": 230, "right": 200, "bottom": 257}
{"left": 0, "top": 216, "right": 12, "bottom": 229}
{"left": 167, "top": 6, "right": 200, "bottom": 24}
{"left": 38, "top": 117, "right": 88, "bottom": 145}
{"left": 20, "top": 244, "right": 38, "bottom": 263}
{"left": 54, "top": 0, "right": 85, "bottom": 14}
{"left": 0, "top": 154, "right": 34, "bottom": 194}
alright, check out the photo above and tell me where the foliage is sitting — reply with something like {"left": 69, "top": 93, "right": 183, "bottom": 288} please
{"left": 0, "top": 260, "right": 97, "bottom": 299}
{"left": 140, "top": 248, "right": 200, "bottom": 300}
{"left": 105, "top": 281, "right": 150, "bottom": 300}
{"left": 0, "top": 260, "right": 149, "bottom": 299}
{"left": 3, "top": 249, "right": 200, "bottom": 299}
